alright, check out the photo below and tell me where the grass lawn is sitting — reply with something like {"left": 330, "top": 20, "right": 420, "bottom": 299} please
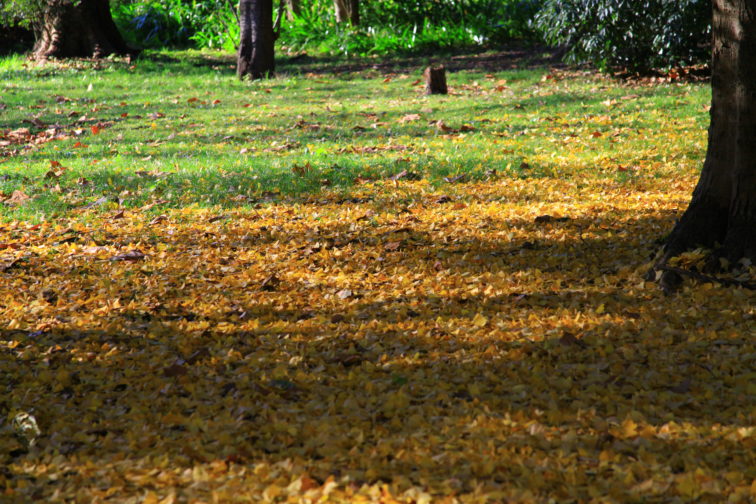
{"left": 1, "top": 49, "right": 754, "bottom": 503}
{"left": 1, "top": 48, "right": 708, "bottom": 219}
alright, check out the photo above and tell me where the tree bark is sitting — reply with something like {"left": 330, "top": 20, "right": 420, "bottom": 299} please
{"left": 237, "top": 0, "right": 276, "bottom": 80}
{"left": 33, "top": 0, "right": 135, "bottom": 59}
{"left": 285, "top": 0, "right": 300, "bottom": 20}
{"left": 659, "top": 0, "right": 756, "bottom": 268}
{"left": 424, "top": 65, "right": 448, "bottom": 95}
{"left": 334, "top": 0, "right": 359, "bottom": 26}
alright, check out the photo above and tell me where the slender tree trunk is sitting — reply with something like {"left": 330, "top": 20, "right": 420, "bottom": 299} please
{"left": 334, "top": 0, "right": 359, "bottom": 25}
{"left": 285, "top": 0, "right": 300, "bottom": 20}
{"left": 348, "top": 0, "right": 360, "bottom": 26}
{"left": 33, "top": 0, "right": 135, "bottom": 59}
{"left": 659, "top": 0, "right": 756, "bottom": 269}
{"left": 237, "top": 0, "right": 275, "bottom": 80}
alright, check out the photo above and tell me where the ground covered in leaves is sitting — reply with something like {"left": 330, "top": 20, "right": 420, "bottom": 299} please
{"left": 1, "top": 51, "right": 755, "bottom": 502}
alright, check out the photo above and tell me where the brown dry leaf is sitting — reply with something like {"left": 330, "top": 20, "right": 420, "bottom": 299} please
{"left": 443, "top": 174, "right": 467, "bottom": 184}
{"left": 149, "top": 215, "right": 168, "bottom": 225}
{"left": 336, "top": 289, "right": 352, "bottom": 299}
{"left": 260, "top": 274, "right": 280, "bottom": 291}
{"left": 398, "top": 114, "right": 422, "bottom": 123}
{"left": 110, "top": 249, "right": 146, "bottom": 261}
{"left": 436, "top": 120, "right": 456, "bottom": 133}
{"left": 6, "top": 190, "right": 30, "bottom": 206}
{"left": 292, "top": 162, "right": 312, "bottom": 176}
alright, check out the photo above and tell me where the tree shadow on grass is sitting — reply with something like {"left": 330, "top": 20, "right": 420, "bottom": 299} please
{"left": 279, "top": 43, "right": 564, "bottom": 76}
{"left": 1, "top": 206, "right": 753, "bottom": 500}
{"left": 0, "top": 309, "right": 751, "bottom": 498}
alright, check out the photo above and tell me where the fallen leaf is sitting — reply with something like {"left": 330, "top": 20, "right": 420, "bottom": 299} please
{"left": 337, "top": 289, "right": 353, "bottom": 299}
{"left": 261, "top": 274, "right": 280, "bottom": 291}
{"left": 399, "top": 114, "right": 422, "bottom": 123}
{"left": 110, "top": 250, "right": 146, "bottom": 261}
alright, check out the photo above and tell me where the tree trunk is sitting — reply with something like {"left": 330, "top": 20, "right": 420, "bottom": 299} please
{"left": 659, "top": 0, "right": 756, "bottom": 269}
{"left": 237, "top": 0, "right": 275, "bottom": 80}
{"left": 334, "top": 0, "right": 359, "bottom": 26}
{"left": 285, "top": 0, "right": 300, "bottom": 20}
{"left": 33, "top": 0, "right": 135, "bottom": 59}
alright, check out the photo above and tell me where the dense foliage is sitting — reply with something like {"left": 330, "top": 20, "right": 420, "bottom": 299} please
{"left": 279, "top": 0, "right": 538, "bottom": 55}
{"left": 107, "top": 0, "right": 537, "bottom": 55}
{"left": 3, "top": 0, "right": 710, "bottom": 67}
{"left": 534, "top": 0, "right": 711, "bottom": 71}
{"left": 111, "top": 0, "right": 239, "bottom": 50}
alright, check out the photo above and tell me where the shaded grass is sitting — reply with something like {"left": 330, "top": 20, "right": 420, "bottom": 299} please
{"left": 1, "top": 49, "right": 709, "bottom": 222}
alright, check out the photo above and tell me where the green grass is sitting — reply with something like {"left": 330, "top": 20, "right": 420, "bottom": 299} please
{"left": 0, "top": 49, "right": 710, "bottom": 221}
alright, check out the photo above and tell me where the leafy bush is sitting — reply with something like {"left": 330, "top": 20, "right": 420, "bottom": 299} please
{"left": 279, "top": 0, "right": 539, "bottom": 56}
{"left": 1, "top": 0, "right": 46, "bottom": 32}
{"left": 534, "top": 0, "right": 710, "bottom": 71}
{"left": 110, "top": 0, "right": 540, "bottom": 56}
{"left": 112, "top": 0, "right": 237, "bottom": 50}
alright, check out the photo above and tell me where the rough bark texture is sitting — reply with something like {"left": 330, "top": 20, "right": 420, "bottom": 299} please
{"left": 334, "top": 0, "right": 359, "bottom": 25}
{"left": 424, "top": 65, "right": 448, "bottom": 95}
{"left": 33, "top": 0, "right": 135, "bottom": 59}
{"left": 237, "top": 0, "right": 275, "bottom": 80}
{"left": 661, "top": 0, "right": 756, "bottom": 265}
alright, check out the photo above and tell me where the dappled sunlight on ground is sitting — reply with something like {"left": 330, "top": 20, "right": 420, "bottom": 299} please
{"left": 1, "top": 174, "right": 754, "bottom": 502}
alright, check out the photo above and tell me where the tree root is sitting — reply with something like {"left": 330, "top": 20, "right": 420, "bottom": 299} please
{"left": 656, "top": 264, "right": 756, "bottom": 291}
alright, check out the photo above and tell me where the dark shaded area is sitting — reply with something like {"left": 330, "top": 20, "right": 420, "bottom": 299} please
{"left": 654, "top": 0, "right": 756, "bottom": 287}
{"left": 1, "top": 191, "right": 753, "bottom": 499}
{"left": 0, "top": 23, "right": 34, "bottom": 55}
{"left": 280, "top": 43, "right": 564, "bottom": 75}
{"left": 72, "top": 43, "right": 561, "bottom": 77}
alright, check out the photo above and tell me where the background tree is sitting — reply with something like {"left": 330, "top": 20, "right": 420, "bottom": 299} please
{"left": 285, "top": 0, "right": 300, "bottom": 19}
{"left": 3, "top": 0, "right": 135, "bottom": 59}
{"left": 237, "top": 0, "right": 275, "bottom": 79}
{"left": 334, "top": 0, "right": 358, "bottom": 26}
{"left": 654, "top": 0, "right": 756, "bottom": 283}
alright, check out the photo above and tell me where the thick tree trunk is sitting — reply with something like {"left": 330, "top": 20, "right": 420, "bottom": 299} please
{"left": 33, "top": 0, "right": 135, "bottom": 59}
{"left": 334, "top": 0, "right": 359, "bottom": 26}
{"left": 660, "top": 0, "right": 756, "bottom": 268}
{"left": 237, "top": 0, "right": 275, "bottom": 80}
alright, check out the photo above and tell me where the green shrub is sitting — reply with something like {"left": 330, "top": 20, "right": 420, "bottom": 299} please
{"left": 279, "top": 0, "right": 539, "bottom": 57}
{"left": 112, "top": 0, "right": 237, "bottom": 50}
{"left": 111, "top": 0, "right": 539, "bottom": 56}
{"left": 534, "top": 0, "right": 710, "bottom": 71}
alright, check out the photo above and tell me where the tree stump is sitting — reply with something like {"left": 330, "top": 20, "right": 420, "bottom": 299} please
{"left": 424, "top": 65, "right": 447, "bottom": 95}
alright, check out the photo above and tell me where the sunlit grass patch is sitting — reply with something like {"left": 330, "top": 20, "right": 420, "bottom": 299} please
{"left": 1, "top": 50, "right": 708, "bottom": 221}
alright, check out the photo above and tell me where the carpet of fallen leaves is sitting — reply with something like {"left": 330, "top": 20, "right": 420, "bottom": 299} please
{"left": 1, "top": 170, "right": 754, "bottom": 502}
